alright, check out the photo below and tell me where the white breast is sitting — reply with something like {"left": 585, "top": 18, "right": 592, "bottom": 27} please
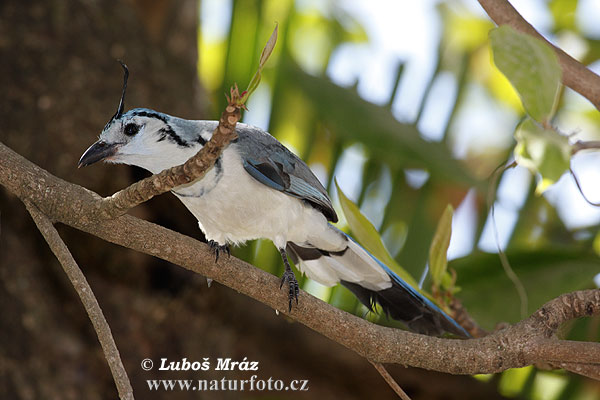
{"left": 172, "top": 145, "right": 345, "bottom": 251}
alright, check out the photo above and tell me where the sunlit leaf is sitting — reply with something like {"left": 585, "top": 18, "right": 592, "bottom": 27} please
{"left": 499, "top": 366, "right": 535, "bottom": 398}
{"left": 442, "top": 5, "right": 494, "bottom": 52}
{"left": 241, "top": 23, "right": 278, "bottom": 104}
{"left": 549, "top": 0, "right": 578, "bottom": 31}
{"left": 514, "top": 117, "right": 571, "bottom": 193}
{"left": 335, "top": 180, "right": 418, "bottom": 287}
{"left": 429, "top": 204, "right": 453, "bottom": 288}
{"left": 470, "top": 45, "right": 524, "bottom": 113}
{"left": 490, "top": 25, "right": 562, "bottom": 124}
{"left": 259, "top": 23, "right": 278, "bottom": 67}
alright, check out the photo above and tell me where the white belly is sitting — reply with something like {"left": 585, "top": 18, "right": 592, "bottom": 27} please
{"left": 172, "top": 147, "right": 344, "bottom": 251}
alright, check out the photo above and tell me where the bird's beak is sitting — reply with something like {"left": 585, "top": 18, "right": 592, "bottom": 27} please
{"left": 78, "top": 141, "right": 120, "bottom": 168}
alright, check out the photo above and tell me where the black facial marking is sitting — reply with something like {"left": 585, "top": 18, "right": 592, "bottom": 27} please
{"left": 103, "top": 120, "right": 113, "bottom": 132}
{"left": 171, "top": 156, "right": 223, "bottom": 199}
{"left": 124, "top": 123, "right": 140, "bottom": 136}
{"left": 214, "top": 157, "right": 223, "bottom": 178}
{"left": 197, "top": 135, "right": 207, "bottom": 145}
{"left": 172, "top": 188, "right": 205, "bottom": 198}
{"left": 158, "top": 124, "right": 190, "bottom": 147}
{"left": 131, "top": 110, "right": 168, "bottom": 123}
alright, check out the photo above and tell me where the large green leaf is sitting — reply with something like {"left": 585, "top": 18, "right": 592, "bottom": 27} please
{"left": 282, "top": 60, "right": 479, "bottom": 188}
{"left": 490, "top": 25, "right": 562, "bottom": 124}
{"left": 335, "top": 180, "right": 418, "bottom": 287}
{"left": 514, "top": 117, "right": 572, "bottom": 193}
{"left": 451, "top": 249, "right": 599, "bottom": 329}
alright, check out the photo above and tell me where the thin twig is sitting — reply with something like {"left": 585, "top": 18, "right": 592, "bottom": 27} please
{"left": 97, "top": 99, "right": 242, "bottom": 219}
{"left": 25, "top": 201, "right": 134, "bottom": 400}
{"left": 478, "top": 0, "right": 600, "bottom": 111}
{"left": 569, "top": 167, "right": 600, "bottom": 207}
{"left": 448, "top": 296, "right": 488, "bottom": 338}
{"left": 488, "top": 161, "right": 528, "bottom": 319}
{"left": 369, "top": 361, "right": 412, "bottom": 400}
{"left": 572, "top": 140, "right": 600, "bottom": 154}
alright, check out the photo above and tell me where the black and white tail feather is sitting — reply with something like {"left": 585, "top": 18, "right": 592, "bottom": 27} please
{"left": 287, "top": 231, "right": 470, "bottom": 338}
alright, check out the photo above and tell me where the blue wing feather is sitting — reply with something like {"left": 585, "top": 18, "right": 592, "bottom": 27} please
{"left": 236, "top": 126, "right": 338, "bottom": 222}
{"left": 242, "top": 159, "right": 286, "bottom": 191}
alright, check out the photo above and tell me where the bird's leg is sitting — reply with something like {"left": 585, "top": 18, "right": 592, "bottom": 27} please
{"left": 208, "top": 240, "right": 230, "bottom": 263}
{"left": 278, "top": 248, "right": 299, "bottom": 311}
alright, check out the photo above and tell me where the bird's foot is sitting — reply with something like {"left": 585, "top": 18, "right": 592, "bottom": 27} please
{"left": 279, "top": 269, "right": 299, "bottom": 312}
{"left": 208, "top": 240, "right": 230, "bottom": 263}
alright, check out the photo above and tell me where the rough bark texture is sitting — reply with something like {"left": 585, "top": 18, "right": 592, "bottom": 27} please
{"left": 2, "top": 1, "right": 598, "bottom": 400}
{"left": 0, "top": 1, "right": 510, "bottom": 399}
{"left": 2, "top": 142, "right": 600, "bottom": 379}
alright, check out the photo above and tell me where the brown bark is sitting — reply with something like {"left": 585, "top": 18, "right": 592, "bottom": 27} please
{"left": 2, "top": 142, "right": 600, "bottom": 376}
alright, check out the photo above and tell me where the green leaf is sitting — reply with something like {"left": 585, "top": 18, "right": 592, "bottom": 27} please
{"left": 490, "top": 25, "right": 562, "bottom": 124}
{"left": 335, "top": 180, "right": 418, "bottom": 287}
{"left": 240, "top": 23, "right": 278, "bottom": 104}
{"left": 549, "top": 0, "right": 578, "bottom": 31}
{"left": 514, "top": 117, "right": 571, "bottom": 193}
{"left": 429, "top": 205, "right": 453, "bottom": 288}
{"left": 451, "top": 249, "right": 599, "bottom": 329}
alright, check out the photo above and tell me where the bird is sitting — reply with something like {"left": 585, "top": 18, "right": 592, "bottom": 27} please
{"left": 79, "top": 63, "right": 469, "bottom": 337}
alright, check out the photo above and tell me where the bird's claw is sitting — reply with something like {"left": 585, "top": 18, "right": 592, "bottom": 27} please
{"left": 280, "top": 269, "right": 299, "bottom": 311}
{"left": 208, "top": 240, "right": 230, "bottom": 263}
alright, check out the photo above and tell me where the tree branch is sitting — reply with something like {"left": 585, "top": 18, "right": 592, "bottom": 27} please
{"left": 1, "top": 141, "right": 599, "bottom": 377}
{"left": 369, "top": 361, "right": 411, "bottom": 400}
{"left": 573, "top": 140, "right": 600, "bottom": 154}
{"left": 95, "top": 22, "right": 277, "bottom": 219}
{"left": 569, "top": 167, "right": 600, "bottom": 207}
{"left": 24, "top": 200, "right": 134, "bottom": 400}
{"left": 550, "top": 362, "right": 600, "bottom": 381}
{"left": 478, "top": 0, "right": 600, "bottom": 111}
{"left": 97, "top": 98, "right": 241, "bottom": 219}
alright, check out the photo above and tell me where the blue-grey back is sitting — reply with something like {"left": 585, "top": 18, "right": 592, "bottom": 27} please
{"left": 234, "top": 124, "right": 337, "bottom": 222}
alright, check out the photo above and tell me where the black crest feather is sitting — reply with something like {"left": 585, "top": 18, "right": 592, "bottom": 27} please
{"left": 113, "top": 60, "right": 129, "bottom": 121}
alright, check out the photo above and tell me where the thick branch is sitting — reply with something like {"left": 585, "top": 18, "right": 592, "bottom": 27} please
{"left": 478, "top": 0, "right": 600, "bottom": 111}
{"left": 24, "top": 200, "right": 134, "bottom": 400}
{"left": 1, "top": 141, "right": 599, "bottom": 377}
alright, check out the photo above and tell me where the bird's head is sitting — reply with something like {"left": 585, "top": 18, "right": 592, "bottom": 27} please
{"left": 78, "top": 63, "right": 202, "bottom": 173}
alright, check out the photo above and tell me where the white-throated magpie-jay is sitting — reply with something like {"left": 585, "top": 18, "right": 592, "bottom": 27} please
{"left": 79, "top": 64, "right": 469, "bottom": 337}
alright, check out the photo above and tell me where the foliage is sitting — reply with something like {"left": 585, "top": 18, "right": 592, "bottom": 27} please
{"left": 490, "top": 25, "right": 562, "bottom": 124}
{"left": 335, "top": 180, "right": 417, "bottom": 287}
{"left": 490, "top": 25, "right": 573, "bottom": 193}
{"left": 199, "top": 1, "right": 600, "bottom": 398}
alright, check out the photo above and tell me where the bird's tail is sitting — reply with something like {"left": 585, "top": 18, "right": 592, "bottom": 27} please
{"left": 287, "top": 234, "right": 469, "bottom": 338}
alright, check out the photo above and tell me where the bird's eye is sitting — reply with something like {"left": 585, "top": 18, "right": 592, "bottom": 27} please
{"left": 124, "top": 123, "right": 140, "bottom": 137}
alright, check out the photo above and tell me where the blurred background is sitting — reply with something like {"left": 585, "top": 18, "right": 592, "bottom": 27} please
{"left": 1, "top": 0, "right": 599, "bottom": 399}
